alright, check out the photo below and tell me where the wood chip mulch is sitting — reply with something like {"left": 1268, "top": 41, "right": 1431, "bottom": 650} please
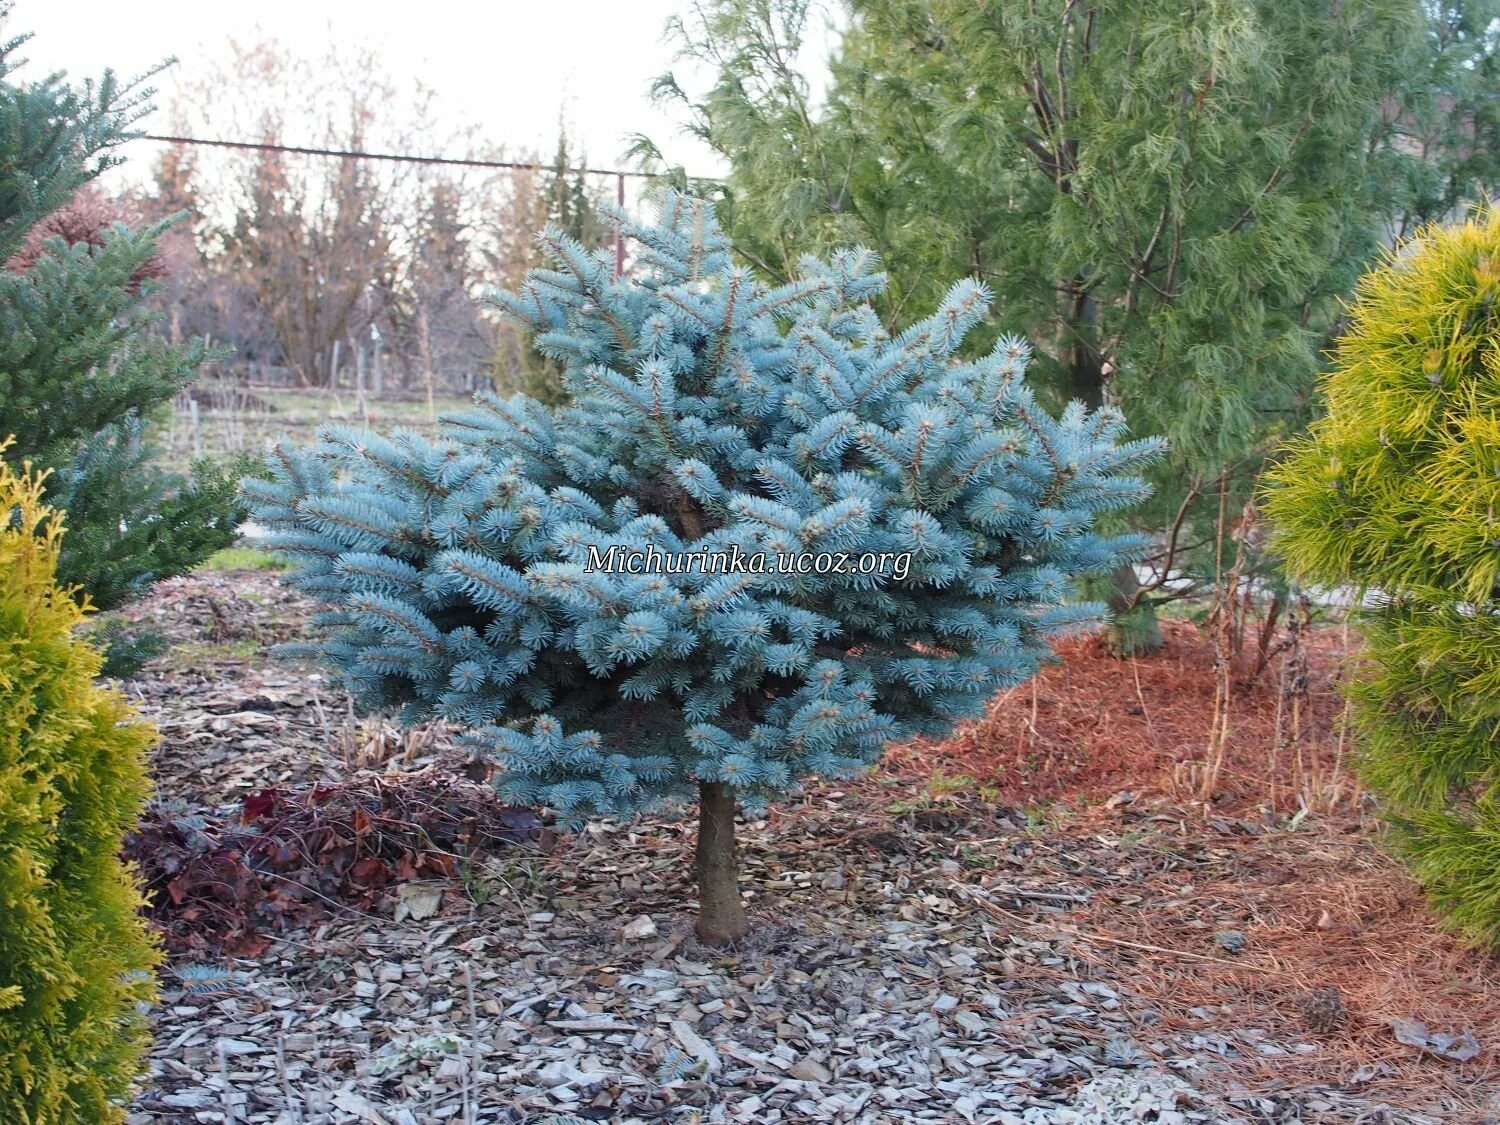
{"left": 107, "top": 569, "right": 1498, "bottom": 1124}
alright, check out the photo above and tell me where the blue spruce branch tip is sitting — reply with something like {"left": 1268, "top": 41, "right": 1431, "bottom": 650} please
{"left": 244, "top": 190, "right": 1164, "bottom": 820}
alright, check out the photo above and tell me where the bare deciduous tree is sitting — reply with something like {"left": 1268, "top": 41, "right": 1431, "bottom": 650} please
{"left": 170, "top": 40, "right": 422, "bottom": 387}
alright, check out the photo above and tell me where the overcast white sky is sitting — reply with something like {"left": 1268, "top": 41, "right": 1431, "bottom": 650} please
{"left": 10, "top": 0, "right": 833, "bottom": 185}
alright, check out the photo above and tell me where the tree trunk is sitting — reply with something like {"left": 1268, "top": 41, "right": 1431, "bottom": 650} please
{"left": 695, "top": 782, "right": 749, "bottom": 945}
{"left": 1106, "top": 563, "right": 1163, "bottom": 657}
{"left": 1066, "top": 287, "right": 1105, "bottom": 409}
{"left": 1065, "top": 287, "right": 1163, "bottom": 656}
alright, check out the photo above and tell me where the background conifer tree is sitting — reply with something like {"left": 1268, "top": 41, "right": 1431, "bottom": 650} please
{"left": 494, "top": 127, "right": 613, "bottom": 407}
{"left": 643, "top": 0, "right": 1495, "bottom": 652}
{"left": 0, "top": 15, "right": 241, "bottom": 610}
{"left": 248, "top": 193, "right": 1161, "bottom": 942}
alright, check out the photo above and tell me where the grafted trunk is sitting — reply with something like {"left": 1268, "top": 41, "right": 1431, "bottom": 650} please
{"left": 694, "top": 781, "right": 749, "bottom": 945}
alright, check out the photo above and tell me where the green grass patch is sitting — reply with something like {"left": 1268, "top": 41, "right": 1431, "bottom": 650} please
{"left": 159, "top": 638, "right": 264, "bottom": 670}
{"left": 199, "top": 546, "right": 288, "bottom": 572}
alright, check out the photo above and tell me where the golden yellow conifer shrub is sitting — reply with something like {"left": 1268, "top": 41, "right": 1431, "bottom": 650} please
{"left": 0, "top": 450, "right": 158, "bottom": 1122}
{"left": 1266, "top": 210, "right": 1500, "bottom": 944}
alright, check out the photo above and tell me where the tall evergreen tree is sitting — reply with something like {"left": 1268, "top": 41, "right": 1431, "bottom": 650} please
{"left": 0, "top": 17, "right": 240, "bottom": 609}
{"left": 247, "top": 193, "right": 1161, "bottom": 942}
{"left": 646, "top": 0, "right": 1454, "bottom": 652}
{"left": 543, "top": 128, "right": 609, "bottom": 250}
{"left": 1382, "top": 1, "right": 1500, "bottom": 237}
{"left": 377, "top": 177, "right": 493, "bottom": 393}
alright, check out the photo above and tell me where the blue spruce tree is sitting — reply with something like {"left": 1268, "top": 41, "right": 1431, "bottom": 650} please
{"left": 245, "top": 192, "right": 1162, "bottom": 943}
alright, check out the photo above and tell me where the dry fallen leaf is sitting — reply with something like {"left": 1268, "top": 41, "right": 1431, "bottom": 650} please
{"left": 393, "top": 882, "right": 442, "bottom": 922}
{"left": 1391, "top": 1017, "right": 1482, "bottom": 1062}
{"left": 619, "top": 914, "right": 657, "bottom": 941}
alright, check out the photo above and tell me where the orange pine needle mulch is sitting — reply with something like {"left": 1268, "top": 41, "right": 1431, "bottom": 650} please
{"left": 887, "top": 618, "right": 1350, "bottom": 809}
{"left": 887, "top": 618, "right": 1500, "bottom": 1118}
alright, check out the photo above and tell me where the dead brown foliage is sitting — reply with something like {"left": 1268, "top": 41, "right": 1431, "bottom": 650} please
{"left": 125, "top": 774, "right": 551, "bottom": 955}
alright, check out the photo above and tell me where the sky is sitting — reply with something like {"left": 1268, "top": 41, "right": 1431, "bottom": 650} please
{"left": 9, "top": 0, "right": 835, "bottom": 189}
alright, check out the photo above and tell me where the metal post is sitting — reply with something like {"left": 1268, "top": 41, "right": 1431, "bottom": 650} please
{"left": 614, "top": 172, "right": 626, "bottom": 278}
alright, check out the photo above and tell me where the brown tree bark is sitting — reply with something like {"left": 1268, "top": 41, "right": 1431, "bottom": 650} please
{"left": 1066, "top": 288, "right": 1105, "bottom": 410}
{"left": 694, "top": 781, "right": 749, "bottom": 945}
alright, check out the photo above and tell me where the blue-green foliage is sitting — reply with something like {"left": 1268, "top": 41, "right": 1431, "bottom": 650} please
{"left": 246, "top": 193, "right": 1162, "bottom": 820}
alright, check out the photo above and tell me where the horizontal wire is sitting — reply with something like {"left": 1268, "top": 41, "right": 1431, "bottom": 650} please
{"left": 136, "top": 133, "right": 722, "bottom": 182}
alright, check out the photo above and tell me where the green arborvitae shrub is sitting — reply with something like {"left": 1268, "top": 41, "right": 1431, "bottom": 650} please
{"left": 0, "top": 453, "right": 159, "bottom": 1122}
{"left": 1265, "top": 208, "right": 1500, "bottom": 943}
